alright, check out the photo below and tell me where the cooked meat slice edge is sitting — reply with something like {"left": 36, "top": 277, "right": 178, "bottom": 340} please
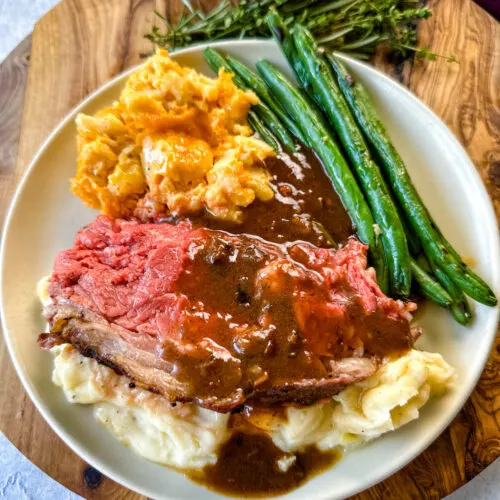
{"left": 41, "top": 301, "right": 380, "bottom": 413}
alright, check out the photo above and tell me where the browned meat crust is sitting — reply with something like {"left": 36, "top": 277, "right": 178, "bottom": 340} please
{"left": 41, "top": 301, "right": 380, "bottom": 412}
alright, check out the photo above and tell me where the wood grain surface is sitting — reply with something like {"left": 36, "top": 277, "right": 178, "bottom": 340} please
{"left": 0, "top": 0, "right": 499, "bottom": 498}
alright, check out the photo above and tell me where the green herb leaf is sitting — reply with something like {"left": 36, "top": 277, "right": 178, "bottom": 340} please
{"left": 145, "top": 0, "right": 454, "bottom": 62}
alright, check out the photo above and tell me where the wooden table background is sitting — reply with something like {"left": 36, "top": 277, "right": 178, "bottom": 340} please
{"left": 0, "top": 0, "right": 499, "bottom": 498}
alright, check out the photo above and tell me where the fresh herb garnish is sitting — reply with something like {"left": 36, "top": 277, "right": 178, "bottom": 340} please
{"left": 146, "top": 0, "right": 453, "bottom": 61}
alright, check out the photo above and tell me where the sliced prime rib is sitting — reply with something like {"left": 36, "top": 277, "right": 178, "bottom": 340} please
{"left": 40, "top": 215, "right": 417, "bottom": 412}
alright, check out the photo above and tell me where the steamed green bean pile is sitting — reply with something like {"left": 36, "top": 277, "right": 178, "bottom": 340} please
{"left": 203, "top": 16, "right": 497, "bottom": 323}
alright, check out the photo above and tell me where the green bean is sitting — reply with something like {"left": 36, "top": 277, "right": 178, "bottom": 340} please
{"left": 435, "top": 226, "right": 495, "bottom": 295}
{"left": 267, "top": 9, "right": 309, "bottom": 89}
{"left": 257, "top": 59, "right": 389, "bottom": 292}
{"left": 416, "top": 254, "right": 472, "bottom": 324}
{"left": 291, "top": 24, "right": 411, "bottom": 297}
{"left": 203, "top": 47, "right": 296, "bottom": 152}
{"left": 432, "top": 265, "right": 473, "bottom": 325}
{"left": 254, "top": 103, "right": 297, "bottom": 152}
{"left": 410, "top": 258, "right": 452, "bottom": 308}
{"left": 224, "top": 55, "right": 308, "bottom": 145}
{"left": 247, "top": 110, "right": 279, "bottom": 152}
{"left": 329, "top": 54, "right": 497, "bottom": 307}
{"left": 204, "top": 46, "right": 246, "bottom": 87}
{"left": 396, "top": 201, "right": 422, "bottom": 256}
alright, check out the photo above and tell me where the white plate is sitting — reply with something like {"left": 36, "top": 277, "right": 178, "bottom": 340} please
{"left": 1, "top": 40, "right": 499, "bottom": 500}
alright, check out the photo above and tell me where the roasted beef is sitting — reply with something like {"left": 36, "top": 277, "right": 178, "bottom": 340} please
{"left": 40, "top": 216, "right": 417, "bottom": 412}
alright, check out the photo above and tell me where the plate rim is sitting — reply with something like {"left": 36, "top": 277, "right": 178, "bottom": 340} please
{"left": 1, "top": 38, "right": 499, "bottom": 500}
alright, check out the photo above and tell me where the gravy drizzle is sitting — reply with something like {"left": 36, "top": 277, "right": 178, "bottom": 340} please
{"left": 191, "top": 431, "right": 341, "bottom": 498}
{"left": 190, "top": 148, "right": 354, "bottom": 247}
{"left": 168, "top": 148, "right": 388, "bottom": 495}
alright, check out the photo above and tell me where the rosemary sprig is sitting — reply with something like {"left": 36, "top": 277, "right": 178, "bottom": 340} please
{"left": 145, "top": 0, "right": 453, "bottom": 62}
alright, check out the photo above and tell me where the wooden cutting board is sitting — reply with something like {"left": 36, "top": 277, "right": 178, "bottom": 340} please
{"left": 0, "top": 0, "right": 499, "bottom": 498}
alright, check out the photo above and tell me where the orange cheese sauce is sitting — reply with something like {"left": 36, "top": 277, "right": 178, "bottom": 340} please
{"left": 71, "top": 49, "right": 275, "bottom": 222}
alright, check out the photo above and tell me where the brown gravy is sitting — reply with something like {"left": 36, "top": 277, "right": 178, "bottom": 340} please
{"left": 171, "top": 225, "right": 412, "bottom": 404}
{"left": 162, "top": 148, "right": 404, "bottom": 495}
{"left": 190, "top": 432, "right": 341, "bottom": 498}
{"left": 189, "top": 148, "right": 354, "bottom": 247}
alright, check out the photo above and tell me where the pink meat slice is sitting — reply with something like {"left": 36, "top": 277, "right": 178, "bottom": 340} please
{"left": 41, "top": 215, "right": 417, "bottom": 412}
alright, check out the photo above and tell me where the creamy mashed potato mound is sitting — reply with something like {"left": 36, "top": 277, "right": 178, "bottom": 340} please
{"left": 267, "top": 350, "right": 455, "bottom": 453}
{"left": 50, "top": 343, "right": 454, "bottom": 470}
{"left": 52, "top": 344, "right": 230, "bottom": 469}
{"left": 39, "top": 275, "right": 455, "bottom": 469}
{"left": 71, "top": 49, "right": 274, "bottom": 222}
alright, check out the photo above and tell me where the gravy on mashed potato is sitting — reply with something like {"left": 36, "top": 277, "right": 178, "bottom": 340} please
{"left": 50, "top": 342, "right": 453, "bottom": 496}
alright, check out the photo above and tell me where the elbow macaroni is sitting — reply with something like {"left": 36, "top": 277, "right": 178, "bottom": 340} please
{"left": 71, "top": 49, "right": 275, "bottom": 221}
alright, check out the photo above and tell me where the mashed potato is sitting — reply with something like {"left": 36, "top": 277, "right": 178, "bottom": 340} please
{"left": 50, "top": 344, "right": 454, "bottom": 470}
{"left": 52, "top": 344, "right": 229, "bottom": 469}
{"left": 71, "top": 49, "right": 275, "bottom": 222}
{"left": 267, "top": 350, "right": 455, "bottom": 453}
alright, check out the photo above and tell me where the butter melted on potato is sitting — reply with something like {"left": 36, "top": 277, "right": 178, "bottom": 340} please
{"left": 71, "top": 49, "right": 275, "bottom": 221}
